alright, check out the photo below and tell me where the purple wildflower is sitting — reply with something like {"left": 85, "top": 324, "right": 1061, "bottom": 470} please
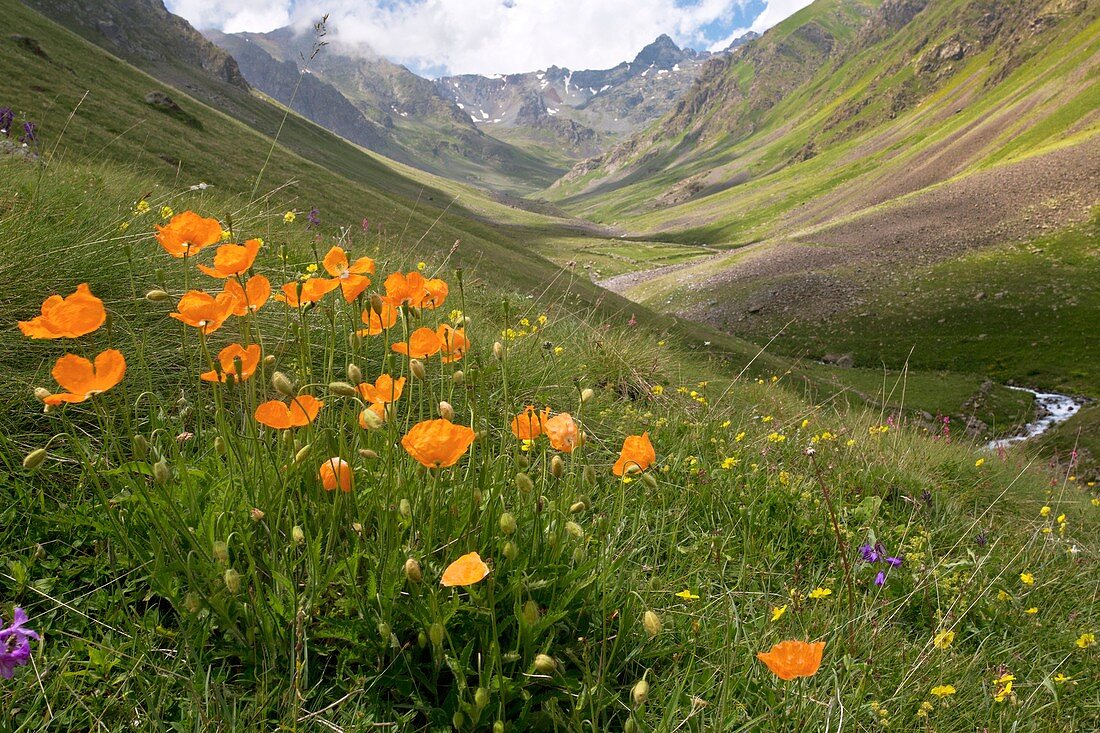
{"left": 19, "top": 121, "right": 36, "bottom": 145}
{"left": 885, "top": 556, "right": 903, "bottom": 568}
{"left": 360, "top": 217, "right": 370, "bottom": 232}
{"left": 0, "top": 107, "right": 13, "bottom": 137}
{"left": 307, "top": 207, "right": 320, "bottom": 228}
{"left": 975, "top": 531, "right": 988, "bottom": 548}
{"left": 874, "top": 571, "right": 886, "bottom": 587}
{"left": 0, "top": 607, "right": 40, "bottom": 679}
{"left": 859, "top": 542, "right": 885, "bottom": 564}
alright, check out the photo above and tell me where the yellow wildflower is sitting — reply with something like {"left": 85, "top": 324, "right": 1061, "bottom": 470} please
{"left": 283, "top": 211, "right": 296, "bottom": 224}
{"left": 1020, "top": 572, "right": 1034, "bottom": 586}
{"left": 1075, "top": 632, "right": 1095, "bottom": 649}
{"left": 975, "top": 458, "right": 985, "bottom": 467}
{"left": 930, "top": 684, "right": 956, "bottom": 698}
{"left": 933, "top": 630, "right": 955, "bottom": 649}
{"left": 675, "top": 590, "right": 700, "bottom": 601}
{"left": 1040, "top": 505, "right": 1051, "bottom": 517}
{"left": 159, "top": 205, "right": 174, "bottom": 219}
{"left": 1025, "top": 607, "right": 1038, "bottom": 615}
{"left": 808, "top": 587, "right": 832, "bottom": 600}
{"left": 770, "top": 605, "right": 787, "bottom": 622}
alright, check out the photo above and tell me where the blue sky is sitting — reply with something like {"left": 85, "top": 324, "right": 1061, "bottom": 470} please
{"left": 167, "top": 0, "right": 814, "bottom": 76}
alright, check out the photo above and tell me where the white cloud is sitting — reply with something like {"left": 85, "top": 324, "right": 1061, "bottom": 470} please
{"left": 167, "top": 0, "right": 815, "bottom": 76}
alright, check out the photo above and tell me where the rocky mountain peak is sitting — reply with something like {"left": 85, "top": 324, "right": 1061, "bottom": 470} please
{"left": 632, "top": 33, "right": 687, "bottom": 68}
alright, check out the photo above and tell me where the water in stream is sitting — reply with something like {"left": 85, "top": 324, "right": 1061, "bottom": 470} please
{"left": 986, "top": 386, "right": 1084, "bottom": 451}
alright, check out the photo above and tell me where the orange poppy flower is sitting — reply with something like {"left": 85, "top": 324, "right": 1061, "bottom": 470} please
{"left": 319, "top": 457, "right": 353, "bottom": 492}
{"left": 612, "top": 432, "right": 656, "bottom": 476}
{"left": 197, "top": 239, "right": 262, "bottom": 278}
{"left": 545, "top": 412, "right": 579, "bottom": 453}
{"left": 510, "top": 406, "right": 550, "bottom": 440}
{"left": 357, "top": 373, "right": 406, "bottom": 405}
{"left": 42, "top": 349, "right": 126, "bottom": 405}
{"left": 437, "top": 324, "right": 470, "bottom": 363}
{"left": 275, "top": 278, "right": 341, "bottom": 308}
{"left": 757, "top": 640, "right": 825, "bottom": 681}
{"left": 18, "top": 283, "right": 106, "bottom": 339}
{"left": 222, "top": 275, "right": 270, "bottom": 316}
{"left": 169, "top": 290, "right": 236, "bottom": 335}
{"left": 383, "top": 271, "right": 449, "bottom": 309}
{"left": 441, "top": 551, "right": 490, "bottom": 587}
{"left": 322, "top": 246, "right": 375, "bottom": 302}
{"left": 200, "top": 343, "right": 261, "bottom": 383}
{"left": 401, "top": 418, "right": 476, "bottom": 468}
{"left": 155, "top": 211, "right": 223, "bottom": 258}
{"left": 391, "top": 327, "right": 442, "bottom": 358}
{"left": 356, "top": 302, "right": 398, "bottom": 336}
{"left": 254, "top": 395, "right": 324, "bottom": 429}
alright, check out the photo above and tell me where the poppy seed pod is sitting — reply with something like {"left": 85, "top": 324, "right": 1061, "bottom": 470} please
{"left": 359, "top": 408, "right": 384, "bottom": 430}
{"left": 370, "top": 293, "right": 385, "bottom": 315}
{"left": 429, "top": 622, "right": 445, "bottom": 647}
{"left": 452, "top": 370, "right": 464, "bottom": 385}
{"left": 533, "top": 654, "right": 556, "bottom": 674}
{"left": 581, "top": 388, "right": 594, "bottom": 404}
{"left": 515, "top": 472, "right": 534, "bottom": 493}
{"left": 212, "top": 541, "right": 229, "bottom": 564}
{"left": 499, "top": 512, "right": 517, "bottom": 535}
{"left": 643, "top": 610, "right": 662, "bottom": 638}
{"left": 493, "top": 341, "right": 504, "bottom": 361}
{"left": 272, "top": 371, "right": 295, "bottom": 396}
{"left": 409, "top": 359, "right": 427, "bottom": 380}
{"left": 551, "top": 455, "right": 565, "bottom": 479}
{"left": 404, "top": 557, "right": 422, "bottom": 583}
{"left": 503, "top": 541, "right": 518, "bottom": 560}
{"left": 23, "top": 448, "right": 47, "bottom": 470}
{"left": 145, "top": 289, "right": 170, "bottom": 302}
{"left": 631, "top": 679, "right": 649, "bottom": 706}
{"left": 263, "top": 354, "right": 276, "bottom": 367}
{"left": 153, "top": 459, "right": 171, "bottom": 485}
{"left": 328, "top": 381, "right": 358, "bottom": 397}
{"left": 439, "top": 400, "right": 455, "bottom": 421}
{"left": 291, "top": 525, "right": 305, "bottom": 544}
{"left": 33, "top": 387, "right": 51, "bottom": 402}
{"left": 223, "top": 568, "right": 241, "bottom": 594}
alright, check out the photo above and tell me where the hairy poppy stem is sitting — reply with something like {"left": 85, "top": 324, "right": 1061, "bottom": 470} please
{"left": 807, "top": 450, "right": 855, "bottom": 650}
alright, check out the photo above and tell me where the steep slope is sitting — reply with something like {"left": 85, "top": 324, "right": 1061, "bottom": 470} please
{"left": 436, "top": 35, "right": 716, "bottom": 162}
{"left": 210, "top": 28, "right": 563, "bottom": 194}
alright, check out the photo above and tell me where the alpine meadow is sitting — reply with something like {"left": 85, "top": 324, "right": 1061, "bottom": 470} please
{"left": 0, "top": 0, "right": 1098, "bottom": 731}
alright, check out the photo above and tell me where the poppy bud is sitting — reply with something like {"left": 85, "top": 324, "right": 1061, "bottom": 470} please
{"left": 153, "top": 459, "right": 171, "bottom": 485}
{"left": 212, "top": 541, "right": 229, "bottom": 564}
{"left": 404, "top": 557, "right": 422, "bottom": 583}
{"left": 409, "top": 359, "right": 427, "bottom": 380}
{"left": 565, "top": 521, "right": 584, "bottom": 539}
{"left": 533, "top": 654, "right": 555, "bottom": 674}
{"left": 329, "top": 381, "right": 358, "bottom": 397}
{"left": 475, "top": 687, "right": 490, "bottom": 708}
{"left": 378, "top": 621, "right": 392, "bottom": 640}
{"left": 223, "top": 568, "right": 241, "bottom": 594}
{"left": 292, "top": 525, "right": 305, "bottom": 544}
{"left": 581, "top": 388, "right": 594, "bottom": 404}
{"left": 499, "top": 512, "right": 517, "bottom": 535}
{"left": 294, "top": 444, "right": 312, "bottom": 464}
{"left": 263, "top": 354, "right": 276, "bottom": 367}
{"left": 370, "top": 293, "right": 385, "bottom": 315}
{"left": 493, "top": 722, "right": 505, "bottom": 733}
{"left": 452, "top": 712, "right": 464, "bottom": 729}
{"left": 359, "top": 408, "right": 384, "bottom": 430}
{"left": 625, "top": 719, "right": 636, "bottom": 733}
{"left": 348, "top": 332, "right": 362, "bottom": 350}
{"left": 438, "top": 400, "right": 455, "bottom": 421}
{"left": 417, "top": 631, "right": 428, "bottom": 648}
{"left": 429, "top": 622, "right": 445, "bottom": 647}
{"left": 128, "top": 434, "right": 147, "bottom": 460}
{"left": 522, "top": 600, "right": 539, "bottom": 626}
{"left": 493, "top": 341, "right": 504, "bottom": 361}
{"left": 352, "top": 522, "right": 363, "bottom": 534}
{"left": 576, "top": 432, "right": 587, "bottom": 448}
{"left": 184, "top": 592, "right": 202, "bottom": 614}
{"left": 551, "top": 455, "right": 565, "bottom": 479}
{"left": 33, "top": 387, "right": 51, "bottom": 402}
{"left": 272, "top": 371, "right": 295, "bottom": 396}
{"left": 572, "top": 546, "right": 585, "bottom": 563}
{"left": 358, "top": 448, "right": 379, "bottom": 459}
{"left": 643, "top": 610, "right": 662, "bottom": 638}
{"left": 503, "top": 541, "right": 518, "bottom": 560}
{"left": 515, "top": 472, "right": 534, "bottom": 493}
{"left": 214, "top": 436, "right": 225, "bottom": 454}
{"left": 145, "top": 289, "right": 170, "bottom": 302}
{"left": 569, "top": 501, "right": 586, "bottom": 514}
{"left": 452, "top": 370, "right": 465, "bottom": 385}
{"left": 347, "top": 363, "right": 363, "bottom": 385}
{"left": 583, "top": 465, "right": 596, "bottom": 485}
{"left": 631, "top": 679, "right": 649, "bottom": 706}
{"left": 399, "top": 498, "right": 412, "bottom": 518}
{"left": 23, "top": 448, "right": 47, "bottom": 470}
{"left": 472, "top": 488, "right": 483, "bottom": 505}
{"left": 250, "top": 508, "right": 265, "bottom": 522}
